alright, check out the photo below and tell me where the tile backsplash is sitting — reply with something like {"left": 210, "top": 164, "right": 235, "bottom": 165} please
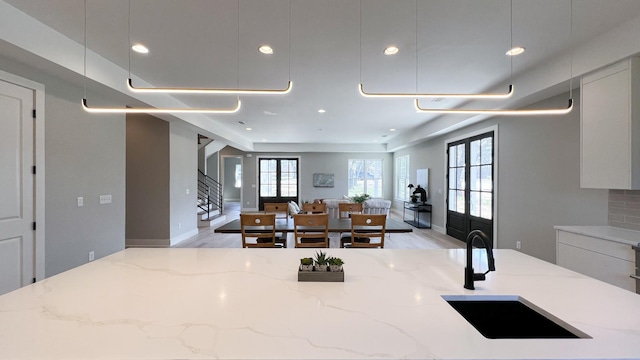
{"left": 609, "top": 190, "right": 640, "bottom": 231}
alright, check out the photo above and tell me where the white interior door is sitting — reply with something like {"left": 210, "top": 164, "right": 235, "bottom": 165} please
{"left": 0, "top": 80, "right": 34, "bottom": 296}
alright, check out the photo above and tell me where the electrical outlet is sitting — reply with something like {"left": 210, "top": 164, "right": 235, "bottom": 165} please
{"left": 88, "top": 251, "right": 95, "bottom": 262}
{"left": 178, "top": 222, "right": 182, "bottom": 229}
{"left": 99, "top": 195, "right": 112, "bottom": 204}
{"left": 516, "top": 241, "right": 522, "bottom": 250}
{"left": 186, "top": 188, "right": 190, "bottom": 195}
{"left": 77, "top": 197, "right": 83, "bottom": 207}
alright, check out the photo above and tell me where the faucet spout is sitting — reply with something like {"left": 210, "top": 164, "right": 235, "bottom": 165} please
{"left": 464, "top": 230, "right": 496, "bottom": 290}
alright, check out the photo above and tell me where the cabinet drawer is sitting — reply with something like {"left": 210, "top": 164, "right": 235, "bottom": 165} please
{"left": 557, "top": 231, "right": 634, "bottom": 262}
{"left": 558, "top": 243, "right": 635, "bottom": 291}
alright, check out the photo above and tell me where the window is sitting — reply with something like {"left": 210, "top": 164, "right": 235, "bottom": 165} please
{"left": 396, "top": 155, "right": 410, "bottom": 200}
{"left": 348, "top": 159, "right": 383, "bottom": 197}
{"left": 234, "top": 164, "right": 242, "bottom": 188}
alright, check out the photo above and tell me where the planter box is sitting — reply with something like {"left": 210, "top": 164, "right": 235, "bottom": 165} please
{"left": 298, "top": 267, "right": 344, "bottom": 282}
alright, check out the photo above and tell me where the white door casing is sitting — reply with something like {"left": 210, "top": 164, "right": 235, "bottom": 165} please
{"left": 0, "top": 79, "right": 34, "bottom": 295}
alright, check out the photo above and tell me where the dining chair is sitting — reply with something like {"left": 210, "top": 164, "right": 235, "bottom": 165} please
{"left": 342, "top": 213, "right": 386, "bottom": 248}
{"left": 263, "top": 202, "right": 289, "bottom": 219}
{"left": 293, "top": 213, "right": 329, "bottom": 248}
{"left": 301, "top": 202, "right": 327, "bottom": 214}
{"left": 338, "top": 202, "right": 363, "bottom": 219}
{"left": 262, "top": 203, "right": 289, "bottom": 247}
{"left": 338, "top": 202, "right": 363, "bottom": 246}
{"left": 239, "top": 213, "right": 283, "bottom": 248}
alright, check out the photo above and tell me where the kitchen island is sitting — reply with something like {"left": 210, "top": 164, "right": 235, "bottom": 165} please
{"left": 0, "top": 248, "right": 638, "bottom": 359}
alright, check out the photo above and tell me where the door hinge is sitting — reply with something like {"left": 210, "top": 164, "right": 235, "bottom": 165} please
{"left": 32, "top": 222, "right": 36, "bottom": 231}
{"left": 32, "top": 109, "right": 36, "bottom": 118}
{"left": 32, "top": 165, "right": 36, "bottom": 174}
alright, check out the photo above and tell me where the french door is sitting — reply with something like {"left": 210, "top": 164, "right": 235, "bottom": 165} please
{"left": 258, "top": 158, "right": 299, "bottom": 210}
{"left": 446, "top": 131, "right": 494, "bottom": 243}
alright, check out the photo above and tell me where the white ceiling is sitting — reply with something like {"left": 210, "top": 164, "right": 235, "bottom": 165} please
{"left": 3, "top": 0, "right": 640, "bottom": 152}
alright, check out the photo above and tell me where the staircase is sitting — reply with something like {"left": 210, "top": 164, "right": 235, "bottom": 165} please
{"left": 197, "top": 170, "right": 226, "bottom": 227}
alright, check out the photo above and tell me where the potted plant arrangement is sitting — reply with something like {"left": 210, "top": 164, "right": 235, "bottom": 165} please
{"left": 300, "top": 257, "right": 314, "bottom": 271}
{"left": 351, "top": 193, "right": 371, "bottom": 204}
{"left": 298, "top": 250, "right": 345, "bottom": 282}
{"left": 327, "top": 256, "right": 344, "bottom": 272}
{"left": 314, "top": 250, "right": 329, "bottom": 271}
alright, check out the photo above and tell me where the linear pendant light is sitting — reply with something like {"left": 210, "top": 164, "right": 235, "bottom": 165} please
{"left": 414, "top": 98, "right": 573, "bottom": 115}
{"left": 415, "top": 0, "right": 574, "bottom": 115}
{"left": 126, "top": 0, "right": 292, "bottom": 96}
{"left": 359, "top": 83, "right": 513, "bottom": 99}
{"left": 358, "top": 0, "right": 512, "bottom": 100}
{"left": 127, "top": 79, "right": 292, "bottom": 95}
{"left": 81, "top": 0, "right": 241, "bottom": 114}
{"left": 82, "top": 98, "right": 241, "bottom": 114}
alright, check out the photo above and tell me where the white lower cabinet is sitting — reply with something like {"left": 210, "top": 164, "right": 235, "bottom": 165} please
{"left": 556, "top": 228, "right": 636, "bottom": 292}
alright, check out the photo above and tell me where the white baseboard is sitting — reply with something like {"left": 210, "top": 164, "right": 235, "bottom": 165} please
{"left": 170, "top": 228, "right": 199, "bottom": 247}
{"left": 432, "top": 225, "right": 445, "bottom": 234}
{"left": 126, "top": 238, "right": 170, "bottom": 248}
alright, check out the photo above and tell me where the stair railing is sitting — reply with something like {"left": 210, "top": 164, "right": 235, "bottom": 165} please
{"left": 197, "top": 170, "right": 223, "bottom": 220}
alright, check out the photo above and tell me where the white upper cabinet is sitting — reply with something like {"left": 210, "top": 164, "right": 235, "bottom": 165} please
{"left": 581, "top": 58, "right": 640, "bottom": 189}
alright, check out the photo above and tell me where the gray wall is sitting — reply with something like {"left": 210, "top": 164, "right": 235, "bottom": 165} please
{"left": 206, "top": 151, "right": 219, "bottom": 180}
{"left": 125, "top": 116, "right": 197, "bottom": 246}
{"left": 169, "top": 122, "right": 198, "bottom": 241}
{"left": 0, "top": 55, "right": 126, "bottom": 277}
{"left": 393, "top": 92, "right": 609, "bottom": 263}
{"left": 126, "top": 114, "right": 170, "bottom": 241}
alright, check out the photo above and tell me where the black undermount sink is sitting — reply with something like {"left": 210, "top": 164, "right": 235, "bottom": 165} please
{"left": 442, "top": 295, "right": 590, "bottom": 339}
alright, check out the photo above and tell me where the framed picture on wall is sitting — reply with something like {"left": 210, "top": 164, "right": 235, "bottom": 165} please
{"left": 313, "top": 173, "right": 334, "bottom": 187}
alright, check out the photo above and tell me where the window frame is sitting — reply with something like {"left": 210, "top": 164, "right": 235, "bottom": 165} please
{"left": 395, "top": 155, "right": 410, "bottom": 200}
{"left": 347, "top": 159, "right": 383, "bottom": 197}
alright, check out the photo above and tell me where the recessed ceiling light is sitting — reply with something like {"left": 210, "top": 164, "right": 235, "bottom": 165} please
{"left": 389, "top": 128, "right": 396, "bottom": 132}
{"left": 131, "top": 43, "right": 149, "bottom": 54}
{"left": 384, "top": 46, "right": 399, "bottom": 55}
{"left": 318, "top": 109, "right": 326, "bottom": 113}
{"left": 258, "top": 45, "right": 274, "bottom": 55}
{"left": 245, "top": 127, "right": 252, "bottom": 131}
{"left": 506, "top": 46, "right": 525, "bottom": 56}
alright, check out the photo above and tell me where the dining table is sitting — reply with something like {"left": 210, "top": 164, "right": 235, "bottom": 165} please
{"left": 214, "top": 217, "right": 414, "bottom": 234}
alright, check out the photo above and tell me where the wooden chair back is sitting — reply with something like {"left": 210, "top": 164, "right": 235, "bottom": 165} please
{"left": 348, "top": 214, "right": 387, "bottom": 248}
{"left": 240, "top": 213, "right": 279, "bottom": 248}
{"left": 263, "top": 202, "right": 289, "bottom": 220}
{"left": 293, "top": 213, "right": 329, "bottom": 248}
{"left": 301, "top": 202, "right": 327, "bottom": 214}
{"left": 338, "top": 202, "right": 363, "bottom": 219}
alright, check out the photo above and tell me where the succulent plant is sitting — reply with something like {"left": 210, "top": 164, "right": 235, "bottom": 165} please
{"left": 327, "top": 257, "right": 344, "bottom": 266}
{"left": 314, "top": 250, "right": 329, "bottom": 265}
{"left": 300, "top": 257, "right": 313, "bottom": 266}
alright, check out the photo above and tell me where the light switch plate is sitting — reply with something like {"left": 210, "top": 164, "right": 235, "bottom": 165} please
{"left": 99, "top": 195, "right": 112, "bottom": 204}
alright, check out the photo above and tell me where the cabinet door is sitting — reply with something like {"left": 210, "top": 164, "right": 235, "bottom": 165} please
{"left": 581, "top": 65, "right": 632, "bottom": 189}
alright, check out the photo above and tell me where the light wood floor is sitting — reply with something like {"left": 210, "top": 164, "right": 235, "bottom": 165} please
{"left": 175, "top": 202, "right": 464, "bottom": 249}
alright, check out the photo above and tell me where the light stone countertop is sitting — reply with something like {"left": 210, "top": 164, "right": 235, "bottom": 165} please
{"left": 1, "top": 248, "right": 639, "bottom": 359}
{"left": 554, "top": 225, "right": 640, "bottom": 246}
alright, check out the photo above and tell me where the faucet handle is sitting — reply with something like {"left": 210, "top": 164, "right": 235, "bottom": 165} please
{"left": 473, "top": 273, "right": 486, "bottom": 281}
